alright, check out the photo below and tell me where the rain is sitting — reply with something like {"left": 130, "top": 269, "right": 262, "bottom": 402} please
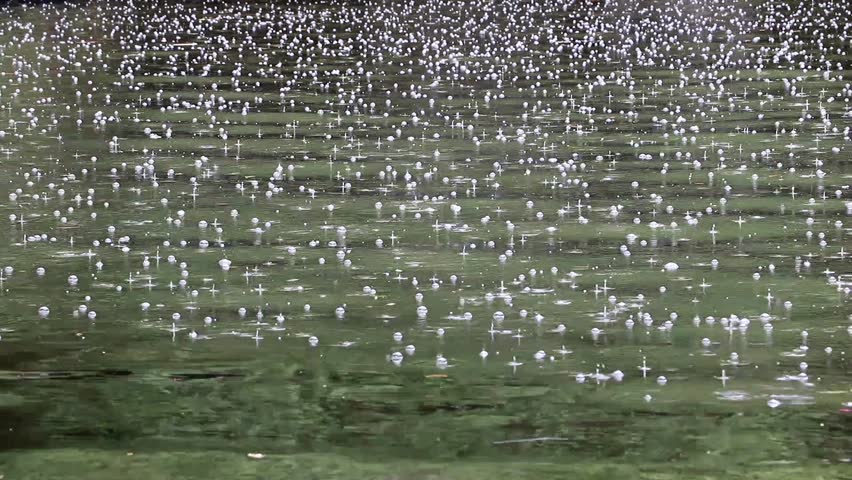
{"left": 0, "top": 0, "right": 849, "bottom": 477}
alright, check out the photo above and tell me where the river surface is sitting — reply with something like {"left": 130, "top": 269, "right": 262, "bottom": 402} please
{"left": 0, "top": 0, "right": 849, "bottom": 478}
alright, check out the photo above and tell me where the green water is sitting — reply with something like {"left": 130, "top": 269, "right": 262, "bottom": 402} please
{"left": 0, "top": 0, "right": 850, "bottom": 478}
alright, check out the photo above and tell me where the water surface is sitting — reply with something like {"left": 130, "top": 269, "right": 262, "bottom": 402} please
{"left": 0, "top": 0, "right": 850, "bottom": 478}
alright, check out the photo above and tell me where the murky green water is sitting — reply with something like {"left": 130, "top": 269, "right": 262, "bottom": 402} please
{"left": 0, "top": 0, "right": 850, "bottom": 478}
